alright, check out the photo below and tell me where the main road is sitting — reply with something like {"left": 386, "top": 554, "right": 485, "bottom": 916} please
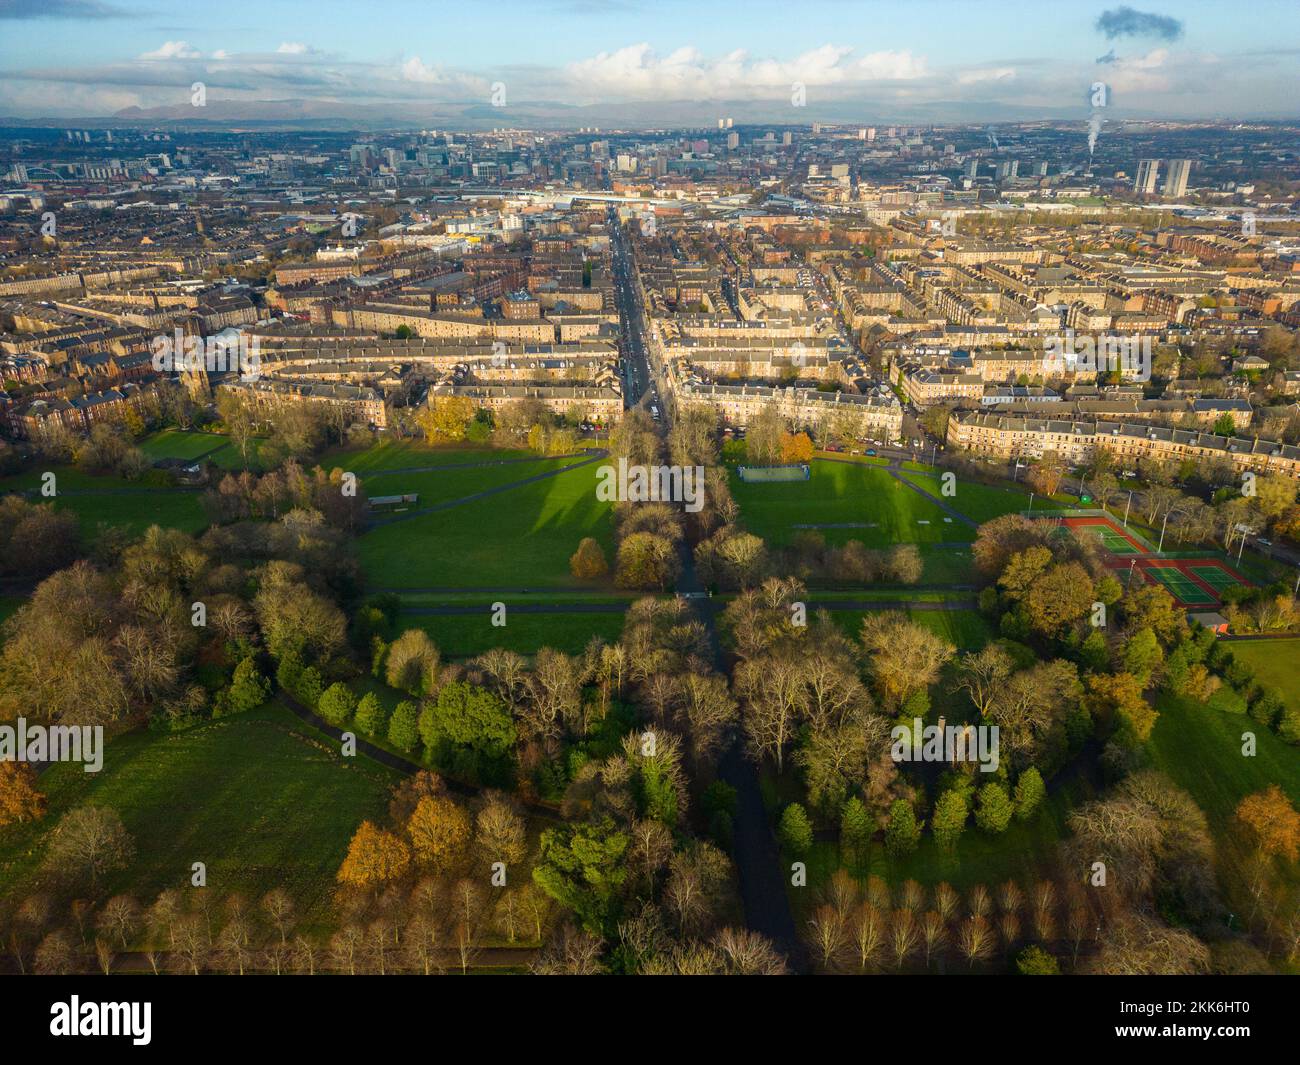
{"left": 609, "top": 214, "right": 806, "bottom": 969}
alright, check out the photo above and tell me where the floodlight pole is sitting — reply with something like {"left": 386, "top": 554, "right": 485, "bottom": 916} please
{"left": 1123, "top": 490, "right": 1132, "bottom": 528}
{"left": 1158, "top": 512, "right": 1169, "bottom": 554}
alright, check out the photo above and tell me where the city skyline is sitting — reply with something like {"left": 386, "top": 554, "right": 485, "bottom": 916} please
{"left": 0, "top": 1, "right": 1298, "bottom": 125}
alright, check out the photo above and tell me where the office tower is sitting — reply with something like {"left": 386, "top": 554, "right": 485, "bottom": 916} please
{"left": 966, "top": 159, "right": 979, "bottom": 179}
{"left": 1163, "top": 158, "right": 1191, "bottom": 197}
{"left": 1135, "top": 158, "right": 1160, "bottom": 194}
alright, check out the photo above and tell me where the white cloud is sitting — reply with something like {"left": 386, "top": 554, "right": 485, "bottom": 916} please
{"left": 563, "top": 42, "right": 927, "bottom": 101}
{"left": 139, "top": 40, "right": 200, "bottom": 61}
{"left": 401, "top": 56, "right": 450, "bottom": 84}
{"left": 276, "top": 42, "right": 312, "bottom": 55}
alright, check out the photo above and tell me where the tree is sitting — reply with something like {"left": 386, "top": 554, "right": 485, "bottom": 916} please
{"left": 885, "top": 799, "right": 921, "bottom": 857}
{"left": 779, "top": 803, "right": 814, "bottom": 857}
{"left": 97, "top": 895, "right": 141, "bottom": 948}
{"left": 1017, "top": 944, "right": 1060, "bottom": 975}
{"left": 418, "top": 681, "right": 516, "bottom": 759}
{"left": 354, "top": 691, "right": 388, "bottom": 736}
{"left": 1236, "top": 785, "right": 1300, "bottom": 863}
{"left": 840, "top": 797, "right": 872, "bottom": 862}
{"left": 931, "top": 789, "right": 969, "bottom": 852}
{"left": 532, "top": 818, "right": 629, "bottom": 934}
{"left": 614, "top": 532, "right": 680, "bottom": 590}
{"left": 219, "top": 656, "right": 270, "bottom": 716}
{"left": 337, "top": 821, "right": 411, "bottom": 888}
{"left": 476, "top": 794, "right": 528, "bottom": 870}
{"left": 0, "top": 762, "right": 46, "bottom": 826}
{"left": 1022, "top": 562, "right": 1095, "bottom": 636}
{"left": 43, "top": 806, "right": 135, "bottom": 889}
{"left": 418, "top": 396, "right": 476, "bottom": 442}
{"left": 406, "top": 794, "right": 472, "bottom": 873}
{"left": 1123, "top": 628, "right": 1163, "bottom": 685}
{"left": 388, "top": 700, "right": 421, "bottom": 752}
{"left": 385, "top": 629, "right": 440, "bottom": 695}
{"left": 569, "top": 537, "right": 609, "bottom": 580}
{"left": 779, "top": 431, "right": 814, "bottom": 465}
{"left": 1087, "top": 671, "right": 1158, "bottom": 745}
{"left": 974, "top": 782, "right": 1015, "bottom": 834}
{"left": 1026, "top": 451, "right": 1066, "bottom": 496}
{"left": 1014, "top": 767, "right": 1046, "bottom": 821}
{"left": 317, "top": 682, "right": 357, "bottom": 728}
{"left": 860, "top": 614, "right": 954, "bottom": 712}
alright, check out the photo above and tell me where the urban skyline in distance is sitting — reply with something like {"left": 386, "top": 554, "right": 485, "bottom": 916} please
{"left": 0, "top": 0, "right": 1298, "bottom": 126}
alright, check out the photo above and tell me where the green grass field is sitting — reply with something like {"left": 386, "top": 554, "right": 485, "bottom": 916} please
{"left": 398, "top": 609, "right": 625, "bottom": 658}
{"left": 1148, "top": 687, "right": 1300, "bottom": 900}
{"left": 0, "top": 704, "right": 397, "bottom": 930}
{"left": 139, "top": 429, "right": 226, "bottom": 463}
{"left": 362, "top": 457, "right": 570, "bottom": 509}
{"left": 1223, "top": 639, "right": 1300, "bottom": 717}
{"left": 359, "top": 459, "right": 614, "bottom": 590}
{"left": 0, "top": 467, "right": 208, "bottom": 537}
{"left": 322, "top": 440, "right": 539, "bottom": 474}
{"left": 904, "top": 472, "right": 1033, "bottom": 526}
{"left": 732, "top": 460, "right": 972, "bottom": 549}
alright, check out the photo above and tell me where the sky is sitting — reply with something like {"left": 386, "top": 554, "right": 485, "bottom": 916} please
{"left": 0, "top": 0, "right": 1297, "bottom": 125}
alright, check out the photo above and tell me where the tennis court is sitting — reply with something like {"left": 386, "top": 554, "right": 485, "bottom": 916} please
{"left": 1060, "top": 514, "right": 1148, "bottom": 555}
{"left": 1142, "top": 563, "right": 1217, "bottom": 606}
{"left": 1186, "top": 561, "right": 1247, "bottom": 595}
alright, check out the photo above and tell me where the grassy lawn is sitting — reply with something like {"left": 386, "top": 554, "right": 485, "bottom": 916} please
{"left": 139, "top": 429, "right": 226, "bottom": 463}
{"left": 359, "top": 460, "right": 614, "bottom": 590}
{"left": 1148, "top": 685, "right": 1300, "bottom": 911}
{"left": 1227, "top": 640, "right": 1300, "bottom": 713}
{"left": 362, "top": 457, "right": 570, "bottom": 508}
{"left": 1149, "top": 688, "right": 1300, "bottom": 829}
{"left": 732, "top": 459, "right": 972, "bottom": 549}
{"left": 0, "top": 703, "right": 397, "bottom": 931}
{"left": 905, "top": 471, "right": 1034, "bottom": 525}
{"left": 397, "top": 609, "right": 625, "bottom": 658}
{"left": 919, "top": 546, "right": 975, "bottom": 584}
{"left": 0, "top": 467, "right": 208, "bottom": 537}
{"left": 322, "top": 440, "right": 539, "bottom": 474}
{"left": 826, "top": 608, "right": 993, "bottom": 651}
{"left": 204, "top": 436, "right": 270, "bottom": 472}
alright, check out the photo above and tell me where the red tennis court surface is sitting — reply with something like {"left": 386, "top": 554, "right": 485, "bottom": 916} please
{"left": 1058, "top": 513, "right": 1251, "bottom": 606}
{"left": 1060, "top": 514, "right": 1148, "bottom": 555}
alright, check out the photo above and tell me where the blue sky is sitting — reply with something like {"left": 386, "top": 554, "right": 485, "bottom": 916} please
{"left": 0, "top": 1, "right": 1296, "bottom": 122}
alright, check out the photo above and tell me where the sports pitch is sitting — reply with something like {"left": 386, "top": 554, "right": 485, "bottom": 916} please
{"left": 1060, "top": 513, "right": 1251, "bottom": 606}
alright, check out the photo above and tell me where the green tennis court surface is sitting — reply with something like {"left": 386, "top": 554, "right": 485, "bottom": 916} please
{"left": 1186, "top": 563, "right": 1243, "bottom": 593}
{"left": 1145, "top": 566, "right": 1216, "bottom": 605}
